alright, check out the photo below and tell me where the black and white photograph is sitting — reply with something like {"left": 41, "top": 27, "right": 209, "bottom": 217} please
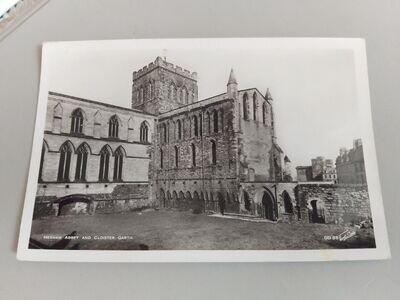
{"left": 17, "top": 38, "right": 390, "bottom": 262}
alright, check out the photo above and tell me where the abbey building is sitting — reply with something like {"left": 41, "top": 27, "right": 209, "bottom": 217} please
{"left": 36, "top": 56, "right": 372, "bottom": 226}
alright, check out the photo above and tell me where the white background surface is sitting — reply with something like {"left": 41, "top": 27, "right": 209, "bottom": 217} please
{"left": 0, "top": 0, "right": 399, "bottom": 299}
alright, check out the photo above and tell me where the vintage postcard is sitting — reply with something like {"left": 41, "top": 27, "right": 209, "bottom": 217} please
{"left": 17, "top": 38, "right": 390, "bottom": 262}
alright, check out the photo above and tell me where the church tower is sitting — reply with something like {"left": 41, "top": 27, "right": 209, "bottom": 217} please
{"left": 131, "top": 57, "right": 198, "bottom": 115}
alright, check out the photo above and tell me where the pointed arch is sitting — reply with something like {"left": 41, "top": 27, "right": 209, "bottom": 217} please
{"left": 108, "top": 115, "right": 120, "bottom": 138}
{"left": 210, "top": 140, "right": 217, "bottom": 165}
{"left": 113, "top": 146, "right": 125, "bottom": 181}
{"left": 174, "top": 145, "right": 179, "bottom": 168}
{"left": 253, "top": 92, "right": 258, "bottom": 121}
{"left": 177, "top": 119, "right": 182, "bottom": 140}
{"left": 52, "top": 102, "right": 63, "bottom": 133}
{"left": 282, "top": 190, "right": 294, "bottom": 214}
{"left": 57, "top": 141, "right": 74, "bottom": 182}
{"left": 38, "top": 140, "right": 48, "bottom": 182}
{"left": 243, "top": 93, "right": 249, "bottom": 120}
{"left": 199, "top": 113, "right": 203, "bottom": 136}
{"left": 262, "top": 102, "right": 267, "bottom": 125}
{"left": 99, "top": 145, "right": 112, "bottom": 182}
{"left": 213, "top": 109, "right": 219, "bottom": 133}
{"left": 191, "top": 143, "right": 196, "bottom": 167}
{"left": 75, "top": 143, "right": 90, "bottom": 181}
{"left": 193, "top": 115, "right": 199, "bottom": 136}
{"left": 140, "top": 121, "right": 150, "bottom": 142}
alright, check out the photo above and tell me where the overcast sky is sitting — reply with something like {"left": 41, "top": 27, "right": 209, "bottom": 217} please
{"left": 47, "top": 43, "right": 361, "bottom": 170}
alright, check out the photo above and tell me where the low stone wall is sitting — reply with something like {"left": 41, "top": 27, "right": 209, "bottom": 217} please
{"left": 33, "top": 183, "right": 151, "bottom": 219}
{"left": 296, "top": 183, "right": 371, "bottom": 225}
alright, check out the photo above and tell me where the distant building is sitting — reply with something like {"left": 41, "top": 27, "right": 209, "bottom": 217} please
{"left": 336, "top": 139, "right": 366, "bottom": 184}
{"left": 296, "top": 166, "right": 313, "bottom": 182}
{"left": 296, "top": 157, "right": 337, "bottom": 183}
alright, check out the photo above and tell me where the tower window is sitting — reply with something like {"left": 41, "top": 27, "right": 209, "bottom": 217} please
{"left": 174, "top": 146, "right": 179, "bottom": 168}
{"left": 70, "top": 109, "right": 84, "bottom": 134}
{"left": 211, "top": 140, "right": 217, "bottom": 165}
{"left": 243, "top": 93, "right": 249, "bottom": 120}
{"left": 262, "top": 103, "right": 267, "bottom": 125}
{"left": 160, "top": 149, "right": 164, "bottom": 169}
{"left": 191, "top": 143, "right": 196, "bottom": 167}
{"left": 177, "top": 120, "right": 182, "bottom": 140}
{"left": 108, "top": 115, "right": 119, "bottom": 138}
{"left": 253, "top": 92, "right": 257, "bottom": 121}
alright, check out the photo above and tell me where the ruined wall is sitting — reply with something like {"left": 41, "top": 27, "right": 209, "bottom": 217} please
{"left": 237, "top": 89, "right": 276, "bottom": 181}
{"left": 34, "top": 183, "right": 151, "bottom": 219}
{"left": 296, "top": 183, "right": 372, "bottom": 225}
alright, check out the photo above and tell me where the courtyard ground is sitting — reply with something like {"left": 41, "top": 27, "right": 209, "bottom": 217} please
{"left": 29, "top": 210, "right": 376, "bottom": 250}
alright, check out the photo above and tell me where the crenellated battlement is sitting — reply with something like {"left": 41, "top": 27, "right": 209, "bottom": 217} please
{"left": 132, "top": 56, "right": 197, "bottom": 81}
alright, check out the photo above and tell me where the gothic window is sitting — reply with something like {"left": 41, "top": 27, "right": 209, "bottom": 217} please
{"left": 253, "top": 92, "right": 257, "bottom": 121}
{"left": 207, "top": 112, "right": 211, "bottom": 135}
{"left": 98, "top": 145, "right": 111, "bottom": 182}
{"left": 160, "top": 149, "right": 164, "bottom": 169}
{"left": 191, "top": 143, "right": 196, "bottom": 167}
{"left": 169, "top": 83, "right": 176, "bottom": 101}
{"left": 140, "top": 121, "right": 149, "bottom": 142}
{"left": 262, "top": 103, "right": 267, "bottom": 125}
{"left": 75, "top": 143, "right": 89, "bottom": 182}
{"left": 243, "top": 93, "right": 249, "bottom": 120}
{"left": 213, "top": 110, "right": 219, "bottom": 133}
{"left": 174, "top": 146, "right": 179, "bottom": 168}
{"left": 199, "top": 114, "right": 203, "bottom": 136}
{"left": 193, "top": 115, "right": 199, "bottom": 136}
{"left": 70, "top": 108, "right": 84, "bottom": 134}
{"left": 211, "top": 140, "right": 217, "bottom": 165}
{"left": 38, "top": 142, "right": 46, "bottom": 182}
{"left": 150, "top": 81, "right": 155, "bottom": 99}
{"left": 113, "top": 147, "right": 124, "bottom": 181}
{"left": 161, "top": 123, "right": 167, "bottom": 143}
{"left": 52, "top": 103, "right": 63, "bottom": 133}
{"left": 57, "top": 142, "right": 73, "bottom": 182}
{"left": 182, "top": 87, "right": 188, "bottom": 104}
{"left": 177, "top": 119, "right": 182, "bottom": 140}
{"left": 220, "top": 109, "right": 224, "bottom": 133}
{"left": 140, "top": 86, "right": 144, "bottom": 103}
{"left": 108, "top": 115, "right": 119, "bottom": 138}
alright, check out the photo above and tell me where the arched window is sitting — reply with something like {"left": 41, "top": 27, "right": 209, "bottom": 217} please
{"left": 191, "top": 143, "right": 196, "bottom": 167}
{"left": 70, "top": 109, "right": 84, "bottom": 134}
{"left": 174, "top": 146, "right": 179, "bottom": 168}
{"left": 140, "top": 121, "right": 149, "bottom": 142}
{"left": 253, "top": 92, "right": 257, "bottom": 120}
{"left": 161, "top": 123, "right": 167, "bottom": 143}
{"left": 150, "top": 81, "right": 155, "bottom": 99}
{"left": 262, "top": 103, "right": 267, "bottom": 125}
{"left": 52, "top": 103, "right": 63, "bottom": 133}
{"left": 113, "top": 147, "right": 124, "bottom": 181}
{"left": 243, "top": 93, "right": 249, "bottom": 120}
{"left": 211, "top": 140, "right": 217, "bottom": 165}
{"left": 140, "top": 86, "right": 144, "bottom": 103}
{"left": 99, "top": 145, "right": 111, "bottom": 182}
{"left": 75, "top": 143, "right": 89, "bottom": 181}
{"left": 213, "top": 110, "right": 219, "bottom": 133}
{"left": 220, "top": 109, "right": 224, "bottom": 133}
{"left": 207, "top": 112, "right": 211, "bottom": 135}
{"left": 199, "top": 114, "right": 203, "bottom": 136}
{"left": 182, "top": 87, "right": 188, "bottom": 104}
{"left": 38, "top": 142, "right": 46, "bottom": 182}
{"left": 193, "top": 115, "right": 198, "bottom": 136}
{"left": 160, "top": 149, "right": 164, "bottom": 169}
{"left": 169, "top": 83, "right": 176, "bottom": 101}
{"left": 108, "top": 115, "right": 119, "bottom": 138}
{"left": 57, "top": 142, "right": 73, "bottom": 182}
{"left": 177, "top": 120, "right": 182, "bottom": 140}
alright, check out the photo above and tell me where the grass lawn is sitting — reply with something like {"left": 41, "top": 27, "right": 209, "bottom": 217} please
{"left": 30, "top": 210, "right": 375, "bottom": 250}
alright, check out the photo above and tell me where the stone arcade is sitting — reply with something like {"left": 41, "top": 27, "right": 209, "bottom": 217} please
{"left": 35, "top": 57, "right": 371, "bottom": 225}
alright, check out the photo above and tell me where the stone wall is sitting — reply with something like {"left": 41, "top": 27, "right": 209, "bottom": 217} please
{"left": 296, "top": 183, "right": 371, "bottom": 225}
{"left": 34, "top": 183, "right": 151, "bottom": 219}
